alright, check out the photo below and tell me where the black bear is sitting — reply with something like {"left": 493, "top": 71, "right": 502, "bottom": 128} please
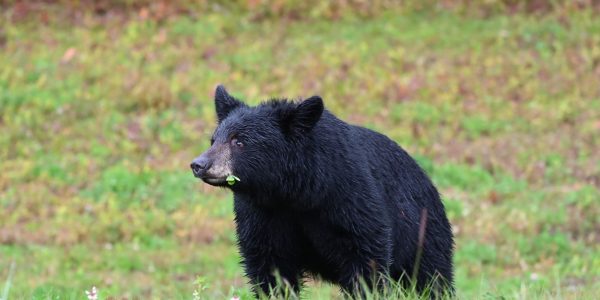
{"left": 191, "top": 85, "right": 454, "bottom": 298}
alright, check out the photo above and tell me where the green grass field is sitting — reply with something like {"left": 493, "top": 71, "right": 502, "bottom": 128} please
{"left": 1, "top": 2, "right": 599, "bottom": 299}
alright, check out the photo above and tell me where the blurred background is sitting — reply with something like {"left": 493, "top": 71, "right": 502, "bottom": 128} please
{"left": 0, "top": 0, "right": 599, "bottom": 299}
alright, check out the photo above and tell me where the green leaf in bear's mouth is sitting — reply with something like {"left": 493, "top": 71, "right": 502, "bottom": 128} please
{"left": 226, "top": 175, "right": 241, "bottom": 186}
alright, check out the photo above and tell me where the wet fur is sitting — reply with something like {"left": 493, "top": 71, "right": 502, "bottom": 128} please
{"left": 197, "top": 86, "right": 454, "bottom": 297}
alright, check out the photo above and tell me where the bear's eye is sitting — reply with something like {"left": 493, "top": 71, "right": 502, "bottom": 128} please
{"left": 231, "top": 138, "right": 244, "bottom": 148}
{"left": 210, "top": 138, "right": 215, "bottom": 145}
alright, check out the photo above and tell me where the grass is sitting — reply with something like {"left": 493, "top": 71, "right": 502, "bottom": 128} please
{"left": 1, "top": 2, "right": 599, "bottom": 299}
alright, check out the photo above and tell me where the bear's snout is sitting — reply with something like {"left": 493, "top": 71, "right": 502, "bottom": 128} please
{"left": 190, "top": 144, "right": 232, "bottom": 186}
{"left": 190, "top": 155, "right": 212, "bottom": 178}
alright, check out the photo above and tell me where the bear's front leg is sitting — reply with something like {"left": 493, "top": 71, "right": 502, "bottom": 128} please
{"left": 315, "top": 197, "right": 393, "bottom": 298}
{"left": 234, "top": 196, "right": 303, "bottom": 298}
{"left": 335, "top": 256, "right": 386, "bottom": 297}
{"left": 243, "top": 253, "right": 302, "bottom": 298}
{"left": 304, "top": 222, "right": 392, "bottom": 297}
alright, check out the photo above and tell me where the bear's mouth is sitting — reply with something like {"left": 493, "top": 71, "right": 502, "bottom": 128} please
{"left": 201, "top": 176, "right": 228, "bottom": 186}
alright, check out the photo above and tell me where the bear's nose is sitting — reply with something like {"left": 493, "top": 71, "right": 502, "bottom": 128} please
{"left": 190, "top": 156, "right": 212, "bottom": 177}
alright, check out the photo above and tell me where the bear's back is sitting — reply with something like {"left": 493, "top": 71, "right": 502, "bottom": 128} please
{"left": 314, "top": 112, "right": 438, "bottom": 205}
{"left": 350, "top": 125, "right": 436, "bottom": 199}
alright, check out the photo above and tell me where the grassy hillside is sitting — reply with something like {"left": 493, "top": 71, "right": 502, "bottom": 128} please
{"left": 0, "top": 2, "right": 599, "bottom": 299}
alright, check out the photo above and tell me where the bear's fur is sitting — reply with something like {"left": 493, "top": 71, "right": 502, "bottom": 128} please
{"left": 191, "top": 86, "right": 454, "bottom": 297}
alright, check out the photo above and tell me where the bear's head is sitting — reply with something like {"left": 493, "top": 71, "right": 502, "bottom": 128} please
{"left": 191, "top": 85, "right": 324, "bottom": 197}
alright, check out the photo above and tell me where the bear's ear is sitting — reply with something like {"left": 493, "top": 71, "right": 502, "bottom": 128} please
{"left": 281, "top": 96, "right": 324, "bottom": 134}
{"left": 215, "top": 85, "right": 244, "bottom": 122}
